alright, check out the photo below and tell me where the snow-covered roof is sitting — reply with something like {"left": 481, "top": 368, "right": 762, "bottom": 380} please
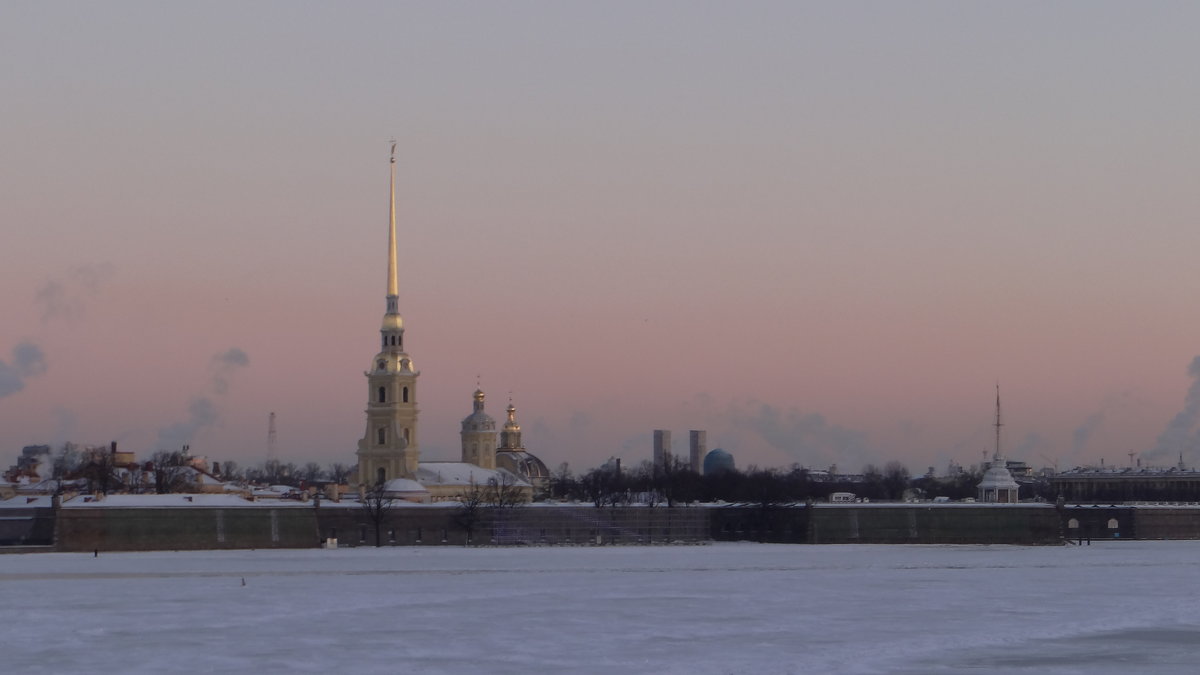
{"left": 0, "top": 495, "right": 54, "bottom": 508}
{"left": 382, "top": 478, "right": 428, "bottom": 494}
{"left": 416, "top": 462, "right": 529, "bottom": 488}
{"left": 61, "top": 494, "right": 291, "bottom": 508}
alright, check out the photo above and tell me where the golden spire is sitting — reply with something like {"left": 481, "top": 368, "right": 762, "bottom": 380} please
{"left": 387, "top": 140, "right": 398, "bottom": 302}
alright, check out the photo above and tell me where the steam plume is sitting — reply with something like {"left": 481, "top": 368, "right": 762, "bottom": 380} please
{"left": 0, "top": 341, "right": 48, "bottom": 400}
{"left": 155, "top": 348, "right": 250, "bottom": 449}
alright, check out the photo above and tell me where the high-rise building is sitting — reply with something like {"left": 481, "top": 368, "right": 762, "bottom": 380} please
{"left": 689, "top": 430, "right": 707, "bottom": 474}
{"left": 653, "top": 429, "right": 671, "bottom": 468}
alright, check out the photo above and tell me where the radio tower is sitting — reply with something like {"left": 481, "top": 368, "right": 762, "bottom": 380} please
{"left": 267, "top": 412, "right": 278, "bottom": 463}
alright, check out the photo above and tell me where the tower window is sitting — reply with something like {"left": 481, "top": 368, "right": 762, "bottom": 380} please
{"left": 377, "top": 467, "right": 386, "bottom": 484}
{"left": 377, "top": 427, "right": 386, "bottom": 445}
{"left": 378, "top": 386, "right": 387, "bottom": 403}
{"left": 381, "top": 336, "right": 387, "bottom": 349}
{"left": 402, "top": 386, "right": 409, "bottom": 403}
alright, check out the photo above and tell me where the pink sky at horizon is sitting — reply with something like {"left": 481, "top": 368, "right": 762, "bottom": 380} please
{"left": 4, "top": 2, "right": 1200, "bottom": 475}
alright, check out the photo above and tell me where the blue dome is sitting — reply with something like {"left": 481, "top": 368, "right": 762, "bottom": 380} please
{"left": 703, "top": 448, "right": 735, "bottom": 475}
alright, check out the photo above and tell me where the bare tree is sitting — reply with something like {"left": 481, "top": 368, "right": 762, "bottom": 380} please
{"left": 151, "top": 450, "right": 190, "bottom": 494}
{"left": 581, "top": 466, "right": 626, "bottom": 508}
{"left": 300, "top": 462, "right": 325, "bottom": 484}
{"left": 360, "top": 480, "right": 394, "bottom": 547}
{"left": 218, "top": 460, "right": 242, "bottom": 482}
{"left": 485, "top": 472, "right": 526, "bottom": 509}
{"left": 549, "top": 462, "right": 575, "bottom": 500}
{"left": 81, "top": 446, "right": 118, "bottom": 496}
{"left": 327, "top": 462, "right": 352, "bottom": 485}
{"left": 882, "top": 460, "right": 912, "bottom": 501}
{"left": 454, "top": 479, "right": 488, "bottom": 545}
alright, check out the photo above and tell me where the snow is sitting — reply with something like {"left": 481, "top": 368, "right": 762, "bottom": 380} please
{"left": 3, "top": 542, "right": 1200, "bottom": 674}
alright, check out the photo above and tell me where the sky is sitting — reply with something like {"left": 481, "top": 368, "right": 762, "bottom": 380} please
{"left": 4, "top": 2, "right": 1200, "bottom": 475}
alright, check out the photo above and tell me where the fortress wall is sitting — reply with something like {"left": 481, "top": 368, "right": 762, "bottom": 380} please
{"left": 55, "top": 507, "right": 318, "bottom": 552}
{"left": 10, "top": 502, "right": 1100, "bottom": 552}
{"left": 711, "top": 505, "right": 1062, "bottom": 545}
{"left": 0, "top": 507, "right": 55, "bottom": 546}
{"left": 314, "top": 506, "right": 712, "bottom": 547}
{"left": 1131, "top": 508, "right": 1200, "bottom": 540}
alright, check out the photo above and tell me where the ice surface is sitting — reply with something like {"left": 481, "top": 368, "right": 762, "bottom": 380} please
{"left": 3, "top": 542, "right": 1199, "bottom": 674}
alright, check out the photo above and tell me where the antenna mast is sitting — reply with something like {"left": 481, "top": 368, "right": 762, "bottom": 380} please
{"left": 267, "top": 412, "right": 278, "bottom": 463}
{"left": 993, "top": 384, "right": 1003, "bottom": 461}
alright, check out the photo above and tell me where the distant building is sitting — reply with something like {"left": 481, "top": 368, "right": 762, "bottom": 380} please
{"left": 689, "top": 430, "right": 706, "bottom": 474}
{"left": 1050, "top": 465, "right": 1200, "bottom": 503}
{"left": 653, "top": 430, "right": 671, "bottom": 468}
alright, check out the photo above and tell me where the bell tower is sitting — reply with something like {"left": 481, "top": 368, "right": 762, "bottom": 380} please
{"left": 356, "top": 143, "right": 420, "bottom": 484}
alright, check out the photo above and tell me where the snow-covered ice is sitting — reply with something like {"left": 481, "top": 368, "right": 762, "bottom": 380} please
{"left": 3, "top": 541, "right": 1199, "bottom": 674}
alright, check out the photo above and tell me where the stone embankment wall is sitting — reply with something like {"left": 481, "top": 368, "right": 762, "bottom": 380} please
{"left": 315, "top": 506, "right": 711, "bottom": 547}
{"left": 54, "top": 507, "right": 317, "bottom": 552}
{"left": 32, "top": 502, "right": 1200, "bottom": 552}
{"left": 711, "top": 505, "right": 1063, "bottom": 545}
{"left": 0, "top": 507, "right": 55, "bottom": 546}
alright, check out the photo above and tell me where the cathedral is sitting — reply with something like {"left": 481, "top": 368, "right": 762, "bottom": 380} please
{"left": 353, "top": 147, "right": 548, "bottom": 501}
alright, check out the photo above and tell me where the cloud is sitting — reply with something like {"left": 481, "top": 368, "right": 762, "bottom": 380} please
{"left": 155, "top": 347, "right": 250, "bottom": 449}
{"left": 0, "top": 341, "right": 47, "bottom": 400}
{"left": 34, "top": 263, "right": 115, "bottom": 322}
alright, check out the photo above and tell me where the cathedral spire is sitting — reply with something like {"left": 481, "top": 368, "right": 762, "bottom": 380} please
{"left": 379, "top": 141, "right": 404, "bottom": 348}
{"left": 386, "top": 140, "right": 399, "bottom": 312}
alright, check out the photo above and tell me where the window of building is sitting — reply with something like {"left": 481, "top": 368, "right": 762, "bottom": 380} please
{"left": 377, "top": 427, "right": 386, "bottom": 445}
{"left": 377, "top": 467, "right": 385, "bottom": 484}
{"left": 378, "top": 386, "right": 386, "bottom": 403}
{"left": 402, "top": 386, "right": 409, "bottom": 402}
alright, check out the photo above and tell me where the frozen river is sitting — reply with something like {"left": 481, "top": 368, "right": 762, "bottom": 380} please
{"left": 3, "top": 541, "right": 1199, "bottom": 674}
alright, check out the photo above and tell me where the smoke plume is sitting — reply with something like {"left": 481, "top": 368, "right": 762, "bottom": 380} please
{"left": 1147, "top": 356, "right": 1200, "bottom": 463}
{"left": 0, "top": 341, "right": 48, "bottom": 400}
{"left": 156, "top": 348, "right": 250, "bottom": 449}
{"left": 725, "top": 400, "right": 872, "bottom": 469}
{"left": 34, "top": 263, "right": 115, "bottom": 322}
{"left": 1071, "top": 411, "right": 1106, "bottom": 456}
{"left": 211, "top": 348, "right": 250, "bottom": 395}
